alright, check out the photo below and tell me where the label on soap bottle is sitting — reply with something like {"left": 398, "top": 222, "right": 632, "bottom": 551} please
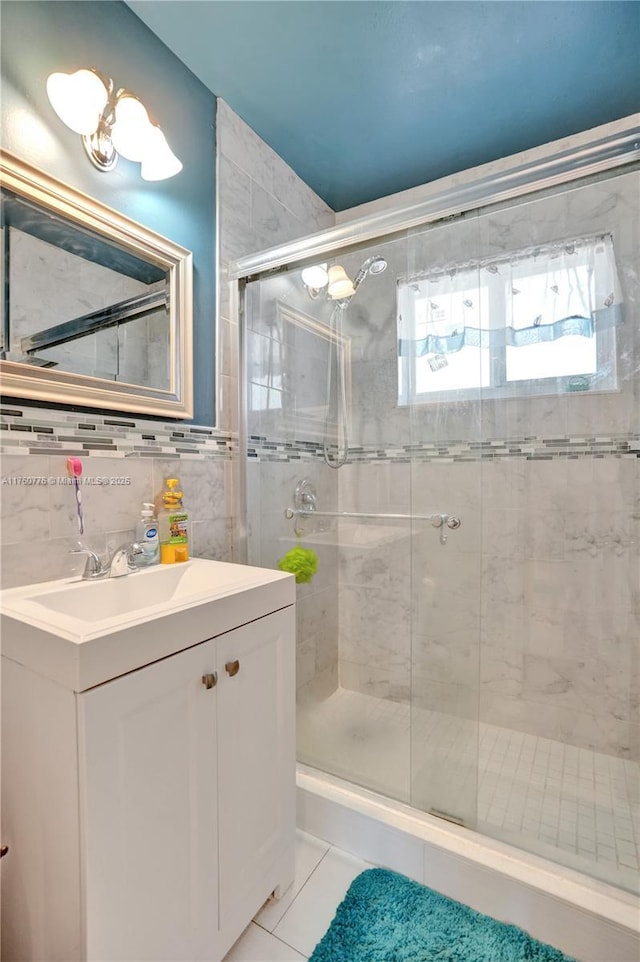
{"left": 167, "top": 512, "right": 189, "bottom": 544}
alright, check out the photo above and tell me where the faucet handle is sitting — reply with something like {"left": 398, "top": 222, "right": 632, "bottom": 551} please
{"left": 69, "top": 544, "right": 107, "bottom": 579}
{"left": 109, "top": 542, "right": 144, "bottom": 577}
{"left": 128, "top": 542, "right": 144, "bottom": 563}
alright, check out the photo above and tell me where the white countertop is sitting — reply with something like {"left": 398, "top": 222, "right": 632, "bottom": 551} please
{"left": 1, "top": 558, "right": 295, "bottom": 692}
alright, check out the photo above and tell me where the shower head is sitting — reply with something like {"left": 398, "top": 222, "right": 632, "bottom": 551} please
{"left": 352, "top": 255, "right": 388, "bottom": 291}
{"left": 368, "top": 256, "right": 388, "bottom": 275}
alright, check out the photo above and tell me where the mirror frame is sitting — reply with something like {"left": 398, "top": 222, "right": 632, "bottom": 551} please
{"left": 0, "top": 150, "right": 193, "bottom": 418}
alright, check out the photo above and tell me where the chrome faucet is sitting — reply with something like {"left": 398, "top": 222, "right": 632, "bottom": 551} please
{"left": 70, "top": 542, "right": 143, "bottom": 579}
{"left": 108, "top": 542, "right": 144, "bottom": 578}
{"left": 70, "top": 545, "right": 108, "bottom": 580}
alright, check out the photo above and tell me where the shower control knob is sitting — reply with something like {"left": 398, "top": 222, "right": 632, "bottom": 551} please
{"left": 446, "top": 516, "right": 461, "bottom": 530}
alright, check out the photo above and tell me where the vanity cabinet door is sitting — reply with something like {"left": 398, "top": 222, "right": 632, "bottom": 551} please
{"left": 77, "top": 639, "right": 219, "bottom": 962}
{"left": 216, "top": 606, "right": 296, "bottom": 943}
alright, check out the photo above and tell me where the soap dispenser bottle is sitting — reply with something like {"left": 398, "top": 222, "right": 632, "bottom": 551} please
{"left": 157, "top": 477, "right": 190, "bottom": 564}
{"left": 136, "top": 502, "right": 160, "bottom": 567}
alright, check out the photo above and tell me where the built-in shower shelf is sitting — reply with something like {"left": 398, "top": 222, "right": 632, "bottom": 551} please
{"left": 280, "top": 522, "right": 416, "bottom": 550}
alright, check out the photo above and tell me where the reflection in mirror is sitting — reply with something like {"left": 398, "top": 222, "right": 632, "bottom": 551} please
{"left": 248, "top": 301, "right": 351, "bottom": 439}
{"left": 0, "top": 151, "right": 193, "bottom": 418}
{"left": 2, "top": 191, "right": 171, "bottom": 389}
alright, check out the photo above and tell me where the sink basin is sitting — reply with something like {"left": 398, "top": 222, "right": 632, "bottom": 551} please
{"left": 0, "top": 558, "right": 295, "bottom": 692}
{"left": 2, "top": 558, "right": 275, "bottom": 634}
{"left": 30, "top": 559, "right": 250, "bottom": 623}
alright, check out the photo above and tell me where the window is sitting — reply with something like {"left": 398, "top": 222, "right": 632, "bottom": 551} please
{"left": 398, "top": 234, "right": 621, "bottom": 404}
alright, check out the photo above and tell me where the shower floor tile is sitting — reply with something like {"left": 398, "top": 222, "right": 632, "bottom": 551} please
{"left": 297, "top": 687, "right": 639, "bottom": 891}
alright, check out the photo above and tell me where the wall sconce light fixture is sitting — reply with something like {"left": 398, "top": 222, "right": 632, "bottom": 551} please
{"left": 46, "top": 68, "right": 182, "bottom": 181}
{"left": 302, "top": 256, "right": 388, "bottom": 306}
{"left": 326, "top": 265, "right": 356, "bottom": 300}
{"left": 301, "top": 263, "right": 357, "bottom": 301}
{"left": 300, "top": 263, "right": 329, "bottom": 298}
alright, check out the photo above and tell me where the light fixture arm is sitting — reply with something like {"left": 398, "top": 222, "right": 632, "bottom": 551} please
{"left": 82, "top": 84, "right": 131, "bottom": 173}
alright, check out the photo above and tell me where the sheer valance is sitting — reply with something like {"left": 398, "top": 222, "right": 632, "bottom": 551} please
{"left": 398, "top": 234, "right": 623, "bottom": 359}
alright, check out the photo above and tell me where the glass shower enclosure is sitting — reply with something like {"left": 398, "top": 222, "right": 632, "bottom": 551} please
{"left": 235, "top": 124, "right": 639, "bottom": 896}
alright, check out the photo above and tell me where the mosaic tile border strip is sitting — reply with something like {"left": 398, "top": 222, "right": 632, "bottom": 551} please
{"left": 0, "top": 406, "right": 235, "bottom": 460}
{"left": 249, "top": 433, "right": 640, "bottom": 463}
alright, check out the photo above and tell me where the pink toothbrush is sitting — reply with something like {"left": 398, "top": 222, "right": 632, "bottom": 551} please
{"left": 66, "top": 457, "right": 84, "bottom": 536}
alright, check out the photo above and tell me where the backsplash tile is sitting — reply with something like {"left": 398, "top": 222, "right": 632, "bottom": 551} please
{"left": 0, "top": 407, "right": 233, "bottom": 459}
{"left": 0, "top": 405, "right": 236, "bottom": 587}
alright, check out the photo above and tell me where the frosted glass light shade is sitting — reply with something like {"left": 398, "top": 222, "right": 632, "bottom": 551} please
{"left": 46, "top": 69, "right": 109, "bottom": 136}
{"left": 301, "top": 264, "right": 329, "bottom": 289}
{"left": 47, "top": 68, "right": 182, "bottom": 181}
{"left": 327, "top": 265, "right": 355, "bottom": 299}
{"left": 111, "top": 95, "right": 153, "bottom": 162}
{"left": 140, "top": 126, "right": 183, "bottom": 181}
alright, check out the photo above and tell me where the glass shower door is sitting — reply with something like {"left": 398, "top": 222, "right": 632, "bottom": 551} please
{"left": 472, "top": 168, "right": 639, "bottom": 893}
{"left": 243, "top": 235, "right": 416, "bottom": 804}
{"left": 406, "top": 213, "right": 483, "bottom": 827}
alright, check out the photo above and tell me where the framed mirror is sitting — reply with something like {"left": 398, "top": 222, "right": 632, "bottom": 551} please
{"left": 0, "top": 150, "right": 193, "bottom": 418}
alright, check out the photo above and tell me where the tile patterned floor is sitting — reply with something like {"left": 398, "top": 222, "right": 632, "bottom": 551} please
{"left": 297, "top": 688, "right": 640, "bottom": 891}
{"left": 223, "top": 832, "right": 372, "bottom": 961}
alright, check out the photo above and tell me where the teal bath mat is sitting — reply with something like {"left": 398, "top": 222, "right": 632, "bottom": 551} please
{"left": 309, "top": 869, "right": 576, "bottom": 962}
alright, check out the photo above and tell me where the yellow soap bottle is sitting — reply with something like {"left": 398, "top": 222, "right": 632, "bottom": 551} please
{"left": 157, "top": 477, "right": 190, "bottom": 564}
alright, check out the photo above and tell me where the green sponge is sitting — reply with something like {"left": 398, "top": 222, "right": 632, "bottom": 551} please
{"left": 277, "top": 545, "right": 318, "bottom": 584}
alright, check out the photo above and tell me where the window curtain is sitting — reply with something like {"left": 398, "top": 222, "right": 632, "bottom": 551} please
{"left": 398, "top": 234, "right": 623, "bottom": 358}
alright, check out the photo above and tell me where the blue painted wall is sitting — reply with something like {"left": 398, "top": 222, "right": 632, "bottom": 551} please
{"left": 1, "top": 0, "right": 216, "bottom": 425}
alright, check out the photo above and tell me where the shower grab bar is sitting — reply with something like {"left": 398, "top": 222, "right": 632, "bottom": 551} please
{"left": 286, "top": 507, "right": 454, "bottom": 523}
{"left": 284, "top": 506, "right": 461, "bottom": 544}
{"left": 285, "top": 479, "right": 460, "bottom": 542}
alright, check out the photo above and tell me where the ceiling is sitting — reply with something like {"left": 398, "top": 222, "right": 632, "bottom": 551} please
{"left": 127, "top": 1, "right": 640, "bottom": 212}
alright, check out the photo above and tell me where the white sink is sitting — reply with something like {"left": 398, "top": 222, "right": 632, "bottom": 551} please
{"left": 29, "top": 559, "right": 253, "bottom": 623}
{"left": 0, "top": 558, "right": 294, "bottom": 692}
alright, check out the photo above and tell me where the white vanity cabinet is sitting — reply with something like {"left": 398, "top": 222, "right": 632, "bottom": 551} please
{"left": 1, "top": 561, "right": 296, "bottom": 962}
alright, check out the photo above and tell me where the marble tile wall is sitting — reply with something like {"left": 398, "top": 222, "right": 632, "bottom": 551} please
{"left": 477, "top": 456, "right": 639, "bottom": 760}
{"left": 335, "top": 462, "right": 412, "bottom": 703}
{"left": 216, "top": 99, "right": 340, "bottom": 696}
{"left": 248, "top": 457, "right": 340, "bottom": 700}
{"left": 0, "top": 407, "right": 235, "bottom": 588}
{"left": 216, "top": 98, "right": 334, "bottom": 436}
{"left": 335, "top": 446, "right": 639, "bottom": 760}
{"left": 332, "top": 165, "right": 639, "bottom": 760}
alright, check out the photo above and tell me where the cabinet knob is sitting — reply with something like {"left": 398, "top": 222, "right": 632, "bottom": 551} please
{"left": 225, "top": 660, "right": 240, "bottom": 677}
{"left": 0, "top": 845, "right": 8, "bottom": 859}
{"left": 201, "top": 672, "right": 217, "bottom": 690}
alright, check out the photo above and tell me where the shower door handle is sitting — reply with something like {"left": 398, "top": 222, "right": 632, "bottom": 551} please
{"left": 430, "top": 513, "right": 461, "bottom": 544}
